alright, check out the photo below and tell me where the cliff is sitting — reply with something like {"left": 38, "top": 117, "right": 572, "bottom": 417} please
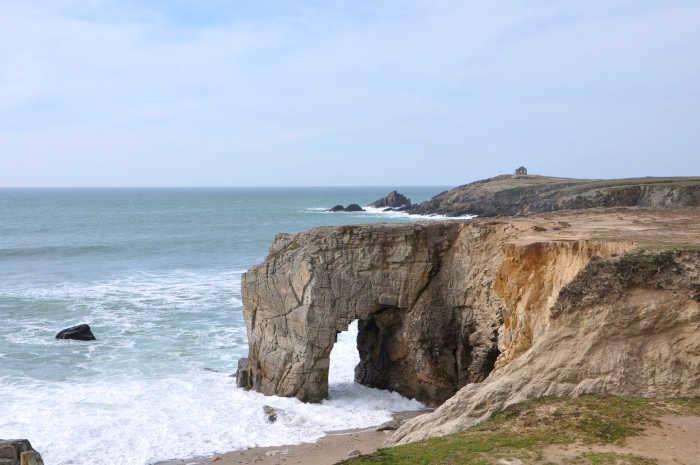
{"left": 237, "top": 208, "right": 700, "bottom": 444}
{"left": 408, "top": 175, "right": 700, "bottom": 217}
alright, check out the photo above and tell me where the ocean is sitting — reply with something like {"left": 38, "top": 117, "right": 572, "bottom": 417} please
{"left": 0, "top": 187, "right": 448, "bottom": 465}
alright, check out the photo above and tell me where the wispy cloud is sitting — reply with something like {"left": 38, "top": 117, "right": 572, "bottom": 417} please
{"left": 1, "top": 1, "right": 699, "bottom": 186}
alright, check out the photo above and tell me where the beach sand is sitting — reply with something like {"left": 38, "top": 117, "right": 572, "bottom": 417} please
{"left": 157, "top": 411, "right": 426, "bottom": 465}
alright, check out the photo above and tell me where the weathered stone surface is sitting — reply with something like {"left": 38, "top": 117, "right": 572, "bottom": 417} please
{"left": 240, "top": 221, "right": 504, "bottom": 405}
{"left": 392, "top": 246, "right": 700, "bottom": 444}
{"left": 408, "top": 175, "right": 700, "bottom": 217}
{"left": 0, "top": 440, "right": 43, "bottom": 465}
{"left": 370, "top": 191, "right": 411, "bottom": 209}
{"left": 239, "top": 207, "right": 700, "bottom": 443}
{"left": 55, "top": 324, "right": 96, "bottom": 341}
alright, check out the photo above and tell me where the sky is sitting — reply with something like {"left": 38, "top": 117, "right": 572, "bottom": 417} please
{"left": 1, "top": 0, "right": 699, "bottom": 187}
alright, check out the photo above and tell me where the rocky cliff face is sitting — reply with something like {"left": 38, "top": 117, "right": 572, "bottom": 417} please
{"left": 237, "top": 208, "right": 700, "bottom": 442}
{"left": 237, "top": 222, "right": 504, "bottom": 405}
{"left": 393, "top": 246, "right": 700, "bottom": 443}
{"left": 369, "top": 191, "right": 411, "bottom": 209}
{"left": 408, "top": 175, "right": 700, "bottom": 217}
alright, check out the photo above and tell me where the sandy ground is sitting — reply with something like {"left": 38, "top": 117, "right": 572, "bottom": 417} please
{"left": 161, "top": 412, "right": 700, "bottom": 465}
{"left": 499, "top": 207, "right": 700, "bottom": 248}
{"left": 541, "top": 415, "right": 700, "bottom": 465}
{"left": 157, "top": 411, "right": 425, "bottom": 465}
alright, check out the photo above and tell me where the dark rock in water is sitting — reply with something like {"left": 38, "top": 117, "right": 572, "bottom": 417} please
{"left": 55, "top": 324, "right": 96, "bottom": 341}
{"left": 344, "top": 203, "right": 364, "bottom": 212}
{"left": 236, "top": 357, "right": 252, "bottom": 389}
{"left": 370, "top": 190, "right": 412, "bottom": 209}
{"left": 328, "top": 204, "right": 365, "bottom": 212}
{"left": 0, "top": 439, "right": 44, "bottom": 465}
{"left": 262, "top": 405, "right": 278, "bottom": 423}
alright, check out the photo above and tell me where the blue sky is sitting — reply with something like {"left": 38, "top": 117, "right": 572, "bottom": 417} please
{"left": 1, "top": 0, "right": 698, "bottom": 186}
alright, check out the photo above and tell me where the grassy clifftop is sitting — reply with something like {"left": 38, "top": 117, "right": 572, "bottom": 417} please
{"left": 341, "top": 395, "right": 700, "bottom": 465}
{"left": 408, "top": 175, "right": 700, "bottom": 217}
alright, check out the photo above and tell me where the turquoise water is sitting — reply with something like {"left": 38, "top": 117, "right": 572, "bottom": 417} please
{"left": 0, "top": 187, "right": 444, "bottom": 465}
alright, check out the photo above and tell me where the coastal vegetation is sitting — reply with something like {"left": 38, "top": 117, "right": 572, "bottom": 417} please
{"left": 340, "top": 395, "right": 700, "bottom": 465}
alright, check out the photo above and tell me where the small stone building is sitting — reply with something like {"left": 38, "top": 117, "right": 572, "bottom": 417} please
{"left": 515, "top": 166, "right": 528, "bottom": 176}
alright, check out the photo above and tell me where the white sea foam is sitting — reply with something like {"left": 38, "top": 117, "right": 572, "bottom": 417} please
{"left": 0, "top": 322, "right": 422, "bottom": 465}
{"left": 360, "top": 206, "right": 476, "bottom": 220}
{"left": 305, "top": 206, "right": 476, "bottom": 220}
{"left": 4, "top": 269, "right": 245, "bottom": 310}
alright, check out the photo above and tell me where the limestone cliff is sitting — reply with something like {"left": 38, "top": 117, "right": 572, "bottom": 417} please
{"left": 238, "top": 222, "right": 504, "bottom": 405}
{"left": 237, "top": 208, "right": 700, "bottom": 442}
{"left": 408, "top": 175, "right": 700, "bottom": 217}
{"left": 393, "top": 246, "right": 700, "bottom": 443}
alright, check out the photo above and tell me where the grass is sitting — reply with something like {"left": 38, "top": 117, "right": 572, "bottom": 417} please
{"left": 339, "top": 395, "right": 700, "bottom": 465}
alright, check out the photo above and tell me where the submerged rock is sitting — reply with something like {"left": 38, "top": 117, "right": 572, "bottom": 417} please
{"left": 0, "top": 439, "right": 44, "bottom": 465}
{"left": 55, "top": 324, "right": 96, "bottom": 341}
{"left": 329, "top": 204, "right": 345, "bottom": 212}
{"left": 370, "top": 191, "right": 411, "bottom": 209}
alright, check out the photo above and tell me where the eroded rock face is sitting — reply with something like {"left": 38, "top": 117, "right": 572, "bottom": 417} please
{"left": 239, "top": 222, "right": 505, "bottom": 405}
{"left": 238, "top": 208, "right": 700, "bottom": 435}
{"left": 391, "top": 247, "right": 700, "bottom": 444}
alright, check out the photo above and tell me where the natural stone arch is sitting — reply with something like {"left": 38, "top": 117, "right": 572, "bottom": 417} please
{"left": 237, "top": 222, "right": 505, "bottom": 406}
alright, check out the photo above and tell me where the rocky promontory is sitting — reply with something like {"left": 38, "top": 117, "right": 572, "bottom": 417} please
{"left": 408, "top": 175, "right": 700, "bottom": 217}
{"left": 237, "top": 207, "right": 699, "bottom": 445}
{"left": 369, "top": 191, "right": 411, "bottom": 210}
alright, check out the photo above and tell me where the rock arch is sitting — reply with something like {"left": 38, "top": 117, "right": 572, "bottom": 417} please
{"left": 236, "top": 222, "right": 505, "bottom": 406}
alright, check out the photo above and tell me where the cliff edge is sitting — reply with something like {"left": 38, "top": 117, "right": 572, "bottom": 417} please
{"left": 408, "top": 175, "right": 700, "bottom": 217}
{"left": 237, "top": 208, "right": 700, "bottom": 445}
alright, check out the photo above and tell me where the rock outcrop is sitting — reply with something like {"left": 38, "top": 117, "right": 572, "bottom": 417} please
{"left": 392, "top": 246, "right": 700, "bottom": 444}
{"left": 237, "top": 221, "right": 503, "bottom": 405}
{"left": 328, "top": 204, "right": 365, "bottom": 212}
{"left": 237, "top": 208, "right": 700, "bottom": 417}
{"left": 408, "top": 175, "right": 700, "bottom": 217}
{"left": 370, "top": 191, "right": 411, "bottom": 210}
{"left": 55, "top": 324, "right": 96, "bottom": 341}
{"left": 0, "top": 439, "right": 44, "bottom": 465}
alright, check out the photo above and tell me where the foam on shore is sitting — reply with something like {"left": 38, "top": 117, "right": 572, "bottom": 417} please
{"left": 0, "top": 322, "right": 422, "bottom": 465}
{"left": 306, "top": 206, "right": 476, "bottom": 220}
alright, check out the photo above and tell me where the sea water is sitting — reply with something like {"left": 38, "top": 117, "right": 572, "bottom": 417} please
{"left": 0, "top": 187, "right": 450, "bottom": 465}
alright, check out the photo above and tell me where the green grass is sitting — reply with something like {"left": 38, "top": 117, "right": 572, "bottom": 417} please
{"left": 339, "top": 396, "right": 700, "bottom": 465}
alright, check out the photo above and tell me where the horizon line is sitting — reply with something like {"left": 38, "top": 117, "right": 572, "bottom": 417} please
{"left": 0, "top": 184, "right": 452, "bottom": 189}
